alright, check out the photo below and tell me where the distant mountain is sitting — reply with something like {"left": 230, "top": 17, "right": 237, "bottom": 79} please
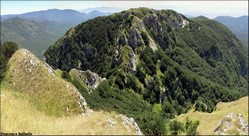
{"left": 80, "top": 7, "right": 122, "bottom": 14}
{"left": 214, "top": 16, "right": 248, "bottom": 46}
{"left": 1, "top": 9, "right": 109, "bottom": 26}
{"left": 86, "top": 10, "right": 111, "bottom": 19}
{"left": 1, "top": 9, "right": 84, "bottom": 26}
{"left": 1, "top": 17, "right": 69, "bottom": 57}
{"left": 0, "top": 9, "right": 109, "bottom": 57}
{"left": 184, "top": 14, "right": 196, "bottom": 18}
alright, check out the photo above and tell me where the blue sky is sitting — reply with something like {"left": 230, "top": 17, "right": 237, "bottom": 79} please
{"left": 1, "top": 1, "right": 248, "bottom": 18}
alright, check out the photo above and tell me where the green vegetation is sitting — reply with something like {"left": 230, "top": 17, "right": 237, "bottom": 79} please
{"left": 168, "top": 118, "right": 199, "bottom": 135}
{"left": 2, "top": 8, "right": 247, "bottom": 135}
{"left": 214, "top": 16, "right": 248, "bottom": 46}
{"left": 44, "top": 8, "right": 248, "bottom": 135}
{"left": 42, "top": 8, "right": 248, "bottom": 134}
{"left": 0, "top": 18, "right": 70, "bottom": 57}
{"left": 62, "top": 71, "right": 167, "bottom": 135}
{"left": 0, "top": 41, "right": 18, "bottom": 82}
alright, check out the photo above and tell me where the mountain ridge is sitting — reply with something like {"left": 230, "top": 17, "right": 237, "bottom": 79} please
{"left": 214, "top": 15, "right": 248, "bottom": 46}
{"left": 1, "top": 17, "right": 69, "bottom": 57}
{"left": 1, "top": 9, "right": 109, "bottom": 57}
{"left": 1, "top": 8, "right": 109, "bottom": 25}
{"left": 44, "top": 7, "right": 248, "bottom": 134}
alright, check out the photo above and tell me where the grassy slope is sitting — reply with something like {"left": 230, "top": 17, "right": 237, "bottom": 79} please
{"left": 0, "top": 88, "right": 136, "bottom": 135}
{"left": 0, "top": 49, "right": 137, "bottom": 134}
{"left": 176, "top": 96, "right": 248, "bottom": 135}
{"left": 2, "top": 49, "right": 83, "bottom": 116}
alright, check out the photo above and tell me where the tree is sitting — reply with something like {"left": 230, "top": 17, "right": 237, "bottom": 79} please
{"left": 185, "top": 117, "right": 200, "bottom": 135}
{"left": 0, "top": 53, "right": 7, "bottom": 82}
{"left": 169, "top": 120, "right": 184, "bottom": 135}
{"left": 0, "top": 41, "right": 18, "bottom": 82}
{"left": 61, "top": 71, "right": 72, "bottom": 82}
{"left": 135, "top": 65, "right": 146, "bottom": 83}
{"left": 137, "top": 112, "right": 167, "bottom": 135}
{"left": 1, "top": 41, "right": 18, "bottom": 59}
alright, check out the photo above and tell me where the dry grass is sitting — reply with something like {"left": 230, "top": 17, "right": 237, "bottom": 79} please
{"left": 176, "top": 96, "right": 248, "bottom": 135}
{"left": 0, "top": 88, "right": 136, "bottom": 135}
{"left": 3, "top": 49, "right": 83, "bottom": 116}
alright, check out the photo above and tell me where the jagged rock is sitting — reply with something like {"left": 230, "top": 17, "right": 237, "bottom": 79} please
{"left": 128, "top": 28, "right": 145, "bottom": 49}
{"left": 130, "top": 51, "right": 136, "bottom": 73}
{"left": 126, "top": 49, "right": 136, "bottom": 73}
{"left": 143, "top": 14, "right": 162, "bottom": 35}
{"left": 74, "top": 86, "right": 88, "bottom": 111}
{"left": 118, "top": 114, "right": 143, "bottom": 135}
{"left": 120, "top": 47, "right": 137, "bottom": 74}
{"left": 70, "top": 69, "right": 104, "bottom": 90}
{"left": 106, "top": 118, "right": 116, "bottom": 128}
{"left": 214, "top": 113, "right": 248, "bottom": 135}
{"left": 181, "top": 19, "right": 189, "bottom": 28}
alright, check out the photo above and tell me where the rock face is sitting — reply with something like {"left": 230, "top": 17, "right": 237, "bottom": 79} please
{"left": 214, "top": 113, "right": 248, "bottom": 135}
{"left": 124, "top": 47, "right": 137, "bottom": 73}
{"left": 129, "top": 27, "right": 145, "bottom": 49}
{"left": 118, "top": 114, "right": 143, "bottom": 135}
{"left": 70, "top": 68, "right": 104, "bottom": 90}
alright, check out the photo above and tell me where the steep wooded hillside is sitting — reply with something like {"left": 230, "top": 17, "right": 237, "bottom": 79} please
{"left": 44, "top": 8, "right": 248, "bottom": 134}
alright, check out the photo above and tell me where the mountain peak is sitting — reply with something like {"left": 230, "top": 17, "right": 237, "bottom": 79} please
{"left": 45, "top": 8, "right": 247, "bottom": 100}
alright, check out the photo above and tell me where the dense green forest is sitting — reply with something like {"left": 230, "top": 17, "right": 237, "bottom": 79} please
{"left": 43, "top": 8, "right": 247, "bottom": 134}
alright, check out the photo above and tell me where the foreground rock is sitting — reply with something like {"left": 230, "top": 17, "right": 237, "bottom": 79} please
{"left": 214, "top": 113, "right": 248, "bottom": 135}
{"left": 118, "top": 114, "right": 143, "bottom": 135}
